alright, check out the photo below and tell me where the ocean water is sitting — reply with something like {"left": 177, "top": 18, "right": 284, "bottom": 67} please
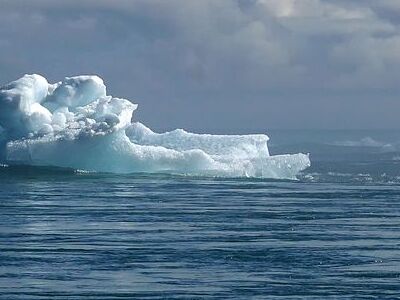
{"left": 1, "top": 130, "right": 400, "bottom": 299}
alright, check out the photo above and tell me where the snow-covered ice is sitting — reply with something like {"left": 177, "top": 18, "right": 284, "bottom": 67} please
{"left": 0, "top": 74, "right": 310, "bottom": 178}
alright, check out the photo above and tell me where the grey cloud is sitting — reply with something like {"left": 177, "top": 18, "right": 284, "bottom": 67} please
{"left": 0, "top": 0, "right": 399, "bottom": 130}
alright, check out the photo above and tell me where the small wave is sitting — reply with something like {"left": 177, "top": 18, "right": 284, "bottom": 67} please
{"left": 75, "top": 169, "right": 97, "bottom": 175}
{"left": 299, "top": 170, "right": 400, "bottom": 185}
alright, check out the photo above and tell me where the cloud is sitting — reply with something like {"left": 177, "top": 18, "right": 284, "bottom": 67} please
{"left": 0, "top": 0, "right": 400, "bottom": 130}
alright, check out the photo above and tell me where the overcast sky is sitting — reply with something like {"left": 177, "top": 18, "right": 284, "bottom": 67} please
{"left": 1, "top": 0, "right": 400, "bottom": 131}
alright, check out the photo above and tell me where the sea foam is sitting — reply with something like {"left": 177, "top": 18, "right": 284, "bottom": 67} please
{"left": 0, "top": 74, "right": 310, "bottom": 178}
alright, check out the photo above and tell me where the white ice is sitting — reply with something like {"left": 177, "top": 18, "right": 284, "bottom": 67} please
{"left": 0, "top": 74, "right": 310, "bottom": 178}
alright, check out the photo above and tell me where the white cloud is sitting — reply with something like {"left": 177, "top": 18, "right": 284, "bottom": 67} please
{"left": 257, "top": 0, "right": 372, "bottom": 19}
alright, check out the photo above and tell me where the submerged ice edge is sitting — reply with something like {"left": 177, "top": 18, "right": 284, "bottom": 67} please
{"left": 0, "top": 74, "right": 310, "bottom": 178}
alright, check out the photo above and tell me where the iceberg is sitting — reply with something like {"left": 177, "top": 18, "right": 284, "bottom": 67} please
{"left": 0, "top": 74, "right": 310, "bottom": 178}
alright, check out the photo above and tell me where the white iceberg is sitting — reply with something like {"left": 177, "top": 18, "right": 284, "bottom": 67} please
{"left": 0, "top": 74, "right": 310, "bottom": 178}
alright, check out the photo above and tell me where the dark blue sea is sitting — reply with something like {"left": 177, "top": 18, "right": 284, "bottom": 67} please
{"left": 1, "top": 130, "right": 400, "bottom": 299}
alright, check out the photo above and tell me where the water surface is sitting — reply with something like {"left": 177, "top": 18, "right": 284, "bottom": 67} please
{"left": 1, "top": 130, "right": 400, "bottom": 299}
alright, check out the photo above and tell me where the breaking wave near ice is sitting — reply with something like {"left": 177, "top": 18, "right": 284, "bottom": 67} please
{"left": 0, "top": 74, "right": 310, "bottom": 178}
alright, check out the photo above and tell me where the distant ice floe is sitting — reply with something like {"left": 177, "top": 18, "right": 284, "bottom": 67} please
{"left": 0, "top": 74, "right": 310, "bottom": 178}
{"left": 331, "top": 137, "right": 395, "bottom": 151}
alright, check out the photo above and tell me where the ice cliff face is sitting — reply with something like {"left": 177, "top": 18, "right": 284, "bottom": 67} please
{"left": 0, "top": 74, "right": 310, "bottom": 178}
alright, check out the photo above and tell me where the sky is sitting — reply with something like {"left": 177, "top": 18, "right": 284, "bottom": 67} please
{"left": 1, "top": 0, "right": 400, "bottom": 132}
